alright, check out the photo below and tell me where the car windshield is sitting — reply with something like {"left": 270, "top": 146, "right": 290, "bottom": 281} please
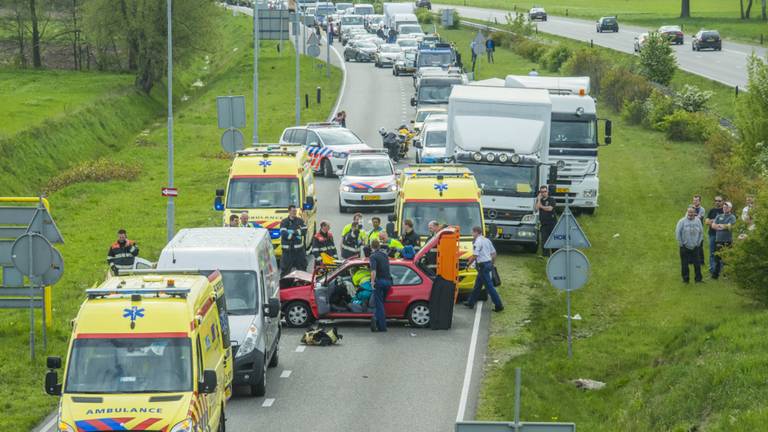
{"left": 551, "top": 120, "right": 597, "bottom": 148}
{"left": 358, "top": 42, "right": 377, "bottom": 49}
{"left": 465, "top": 163, "right": 538, "bottom": 197}
{"left": 418, "top": 84, "right": 453, "bottom": 104}
{"left": 416, "top": 110, "right": 441, "bottom": 122}
{"left": 337, "top": 3, "right": 352, "bottom": 11}
{"left": 424, "top": 130, "right": 446, "bottom": 147}
{"left": 403, "top": 202, "right": 482, "bottom": 236}
{"left": 398, "top": 39, "right": 418, "bottom": 48}
{"left": 65, "top": 337, "right": 192, "bottom": 394}
{"left": 346, "top": 158, "right": 392, "bottom": 176}
{"left": 227, "top": 178, "right": 300, "bottom": 208}
{"left": 400, "top": 25, "right": 423, "bottom": 34}
{"left": 355, "top": 6, "right": 374, "bottom": 14}
{"left": 602, "top": 18, "right": 616, "bottom": 24}
{"left": 381, "top": 45, "right": 401, "bottom": 53}
{"left": 219, "top": 271, "right": 259, "bottom": 315}
{"left": 418, "top": 52, "right": 453, "bottom": 67}
{"left": 317, "top": 128, "right": 363, "bottom": 145}
{"left": 316, "top": 6, "right": 335, "bottom": 15}
{"left": 342, "top": 16, "right": 364, "bottom": 25}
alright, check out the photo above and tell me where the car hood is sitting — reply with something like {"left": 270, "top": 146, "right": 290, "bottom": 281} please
{"left": 341, "top": 175, "right": 397, "bottom": 189}
{"left": 60, "top": 393, "right": 193, "bottom": 431}
{"left": 282, "top": 269, "right": 314, "bottom": 284}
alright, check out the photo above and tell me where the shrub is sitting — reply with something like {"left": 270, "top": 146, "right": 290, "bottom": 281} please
{"left": 639, "top": 32, "right": 677, "bottom": 85}
{"left": 506, "top": 12, "right": 535, "bottom": 36}
{"left": 45, "top": 158, "right": 142, "bottom": 193}
{"left": 705, "top": 128, "right": 738, "bottom": 167}
{"left": 643, "top": 90, "right": 675, "bottom": 130}
{"left": 622, "top": 99, "right": 645, "bottom": 125}
{"left": 562, "top": 48, "right": 609, "bottom": 95}
{"left": 660, "top": 110, "right": 714, "bottom": 142}
{"left": 447, "top": 10, "right": 460, "bottom": 29}
{"left": 673, "top": 84, "right": 714, "bottom": 113}
{"left": 541, "top": 46, "right": 571, "bottom": 72}
{"left": 726, "top": 187, "right": 768, "bottom": 305}
{"left": 600, "top": 66, "right": 653, "bottom": 111}
{"left": 489, "top": 31, "right": 516, "bottom": 48}
{"left": 735, "top": 54, "right": 768, "bottom": 167}
{"left": 515, "top": 39, "right": 548, "bottom": 62}
{"left": 416, "top": 8, "right": 434, "bottom": 24}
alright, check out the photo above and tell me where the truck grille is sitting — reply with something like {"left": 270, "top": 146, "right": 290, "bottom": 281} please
{"left": 552, "top": 157, "right": 592, "bottom": 179}
{"left": 483, "top": 208, "right": 528, "bottom": 222}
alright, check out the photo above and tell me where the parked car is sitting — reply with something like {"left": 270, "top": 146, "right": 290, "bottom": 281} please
{"left": 659, "top": 25, "right": 684, "bottom": 44}
{"left": 341, "top": 27, "right": 368, "bottom": 45}
{"left": 633, "top": 32, "right": 649, "bottom": 52}
{"left": 596, "top": 16, "right": 619, "bottom": 33}
{"left": 528, "top": 7, "right": 547, "bottom": 21}
{"left": 416, "top": 0, "right": 432, "bottom": 10}
{"left": 692, "top": 29, "right": 722, "bottom": 51}
{"left": 393, "top": 51, "right": 417, "bottom": 76}
{"left": 396, "top": 37, "right": 419, "bottom": 52}
{"left": 375, "top": 44, "right": 403, "bottom": 68}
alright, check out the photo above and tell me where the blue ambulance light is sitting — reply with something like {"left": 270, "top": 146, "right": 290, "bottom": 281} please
{"left": 269, "top": 229, "right": 281, "bottom": 239}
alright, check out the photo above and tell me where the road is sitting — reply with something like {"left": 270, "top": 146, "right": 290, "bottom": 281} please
{"left": 435, "top": 3, "right": 767, "bottom": 88}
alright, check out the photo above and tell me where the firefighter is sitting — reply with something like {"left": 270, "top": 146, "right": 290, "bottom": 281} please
{"left": 280, "top": 205, "right": 308, "bottom": 276}
{"left": 311, "top": 221, "right": 338, "bottom": 263}
{"left": 107, "top": 229, "right": 139, "bottom": 274}
{"left": 341, "top": 213, "right": 367, "bottom": 259}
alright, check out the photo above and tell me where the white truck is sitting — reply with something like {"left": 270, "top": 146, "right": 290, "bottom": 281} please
{"left": 447, "top": 85, "right": 554, "bottom": 252}
{"left": 383, "top": 2, "right": 414, "bottom": 29}
{"left": 504, "top": 75, "right": 612, "bottom": 214}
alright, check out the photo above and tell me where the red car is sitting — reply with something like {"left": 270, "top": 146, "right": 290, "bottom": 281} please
{"left": 280, "top": 228, "right": 459, "bottom": 329}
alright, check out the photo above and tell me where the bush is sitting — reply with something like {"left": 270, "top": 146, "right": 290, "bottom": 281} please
{"left": 447, "top": 10, "right": 461, "bottom": 29}
{"left": 673, "top": 84, "right": 714, "bottom": 113}
{"left": 416, "top": 8, "right": 434, "bottom": 24}
{"left": 705, "top": 128, "right": 738, "bottom": 166}
{"left": 639, "top": 32, "right": 677, "bottom": 85}
{"left": 660, "top": 110, "right": 715, "bottom": 142}
{"left": 541, "top": 46, "right": 571, "bottom": 72}
{"left": 621, "top": 99, "right": 645, "bottom": 125}
{"left": 45, "top": 158, "right": 142, "bottom": 193}
{"left": 726, "top": 187, "right": 768, "bottom": 305}
{"left": 643, "top": 90, "right": 675, "bottom": 130}
{"left": 506, "top": 12, "right": 535, "bottom": 36}
{"left": 515, "top": 39, "right": 548, "bottom": 62}
{"left": 735, "top": 55, "right": 768, "bottom": 167}
{"left": 600, "top": 66, "right": 653, "bottom": 111}
{"left": 562, "top": 48, "right": 609, "bottom": 95}
{"left": 489, "top": 31, "right": 518, "bottom": 48}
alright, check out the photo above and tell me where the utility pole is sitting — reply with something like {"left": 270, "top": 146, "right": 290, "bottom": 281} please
{"left": 166, "top": 0, "right": 174, "bottom": 242}
{"left": 295, "top": 11, "right": 301, "bottom": 126}
{"left": 326, "top": 20, "right": 331, "bottom": 78}
{"left": 253, "top": 0, "right": 260, "bottom": 143}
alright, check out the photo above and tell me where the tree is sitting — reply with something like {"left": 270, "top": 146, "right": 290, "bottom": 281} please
{"left": 762, "top": 0, "right": 766, "bottom": 20}
{"left": 735, "top": 55, "right": 768, "bottom": 165}
{"left": 746, "top": 0, "right": 754, "bottom": 18}
{"left": 680, "top": 0, "right": 690, "bottom": 18}
{"left": 639, "top": 32, "right": 677, "bottom": 86}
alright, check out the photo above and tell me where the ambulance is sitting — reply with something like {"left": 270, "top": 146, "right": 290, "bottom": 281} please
{"left": 388, "top": 164, "right": 484, "bottom": 292}
{"left": 45, "top": 272, "right": 234, "bottom": 432}
{"left": 215, "top": 145, "right": 317, "bottom": 257}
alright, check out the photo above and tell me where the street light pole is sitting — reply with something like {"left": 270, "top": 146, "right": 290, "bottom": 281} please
{"left": 166, "top": 0, "right": 174, "bottom": 243}
{"left": 295, "top": 11, "right": 301, "bottom": 126}
{"left": 253, "top": 0, "right": 260, "bottom": 143}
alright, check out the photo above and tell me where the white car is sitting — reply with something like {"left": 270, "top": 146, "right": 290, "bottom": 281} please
{"left": 338, "top": 151, "right": 398, "bottom": 212}
{"left": 398, "top": 24, "right": 425, "bottom": 39}
{"left": 412, "top": 106, "right": 447, "bottom": 132}
{"left": 415, "top": 122, "right": 449, "bottom": 164}
{"left": 279, "top": 124, "right": 372, "bottom": 177}
{"left": 396, "top": 37, "right": 419, "bottom": 52}
{"left": 375, "top": 44, "right": 403, "bottom": 67}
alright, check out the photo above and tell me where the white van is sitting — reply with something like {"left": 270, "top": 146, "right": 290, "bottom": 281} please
{"left": 157, "top": 227, "right": 281, "bottom": 397}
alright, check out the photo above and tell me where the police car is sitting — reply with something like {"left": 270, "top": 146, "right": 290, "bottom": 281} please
{"left": 279, "top": 123, "right": 372, "bottom": 177}
{"left": 338, "top": 150, "right": 398, "bottom": 213}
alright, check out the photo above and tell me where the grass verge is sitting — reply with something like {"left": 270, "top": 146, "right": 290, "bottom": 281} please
{"left": 0, "top": 15, "right": 341, "bottom": 432}
{"left": 437, "top": 23, "right": 767, "bottom": 431}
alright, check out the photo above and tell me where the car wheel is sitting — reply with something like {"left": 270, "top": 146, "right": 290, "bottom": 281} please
{"left": 218, "top": 404, "right": 226, "bottom": 432}
{"left": 322, "top": 158, "right": 334, "bottom": 177}
{"left": 284, "top": 301, "right": 312, "bottom": 328}
{"left": 250, "top": 358, "right": 267, "bottom": 397}
{"left": 407, "top": 301, "right": 431, "bottom": 328}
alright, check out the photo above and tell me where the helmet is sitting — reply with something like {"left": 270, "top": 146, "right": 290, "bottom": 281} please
{"left": 378, "top": 127, "right": 387, "bottom": 135}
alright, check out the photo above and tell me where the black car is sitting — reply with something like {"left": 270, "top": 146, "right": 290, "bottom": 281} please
{"left": 416, "top": 0, "right": 431, "bottom": 10}
{"left": 528, "top": 7, "right": 547, "bottom": 21}
{"left": 659, "top": 25, "right": 684, "bottom": 45}
{"left": 692, "top": 30, "right": 722, "bottom": 51}
{"left": 343, "top": 40, "right": 378, "bottom": 62}
{"left": 596, "top": 16, "right": 619, "bottom": 33}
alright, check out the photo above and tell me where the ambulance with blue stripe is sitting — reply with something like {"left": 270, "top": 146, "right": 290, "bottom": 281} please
{"left": 45, "top": 272, "right": 233, "bottom": 432}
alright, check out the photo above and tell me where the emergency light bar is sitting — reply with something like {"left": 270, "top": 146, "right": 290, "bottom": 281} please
{"left": 236, "top": 148, "right": 300, "bottom": 157}
{"left": 85, "top": 287, "right": 191, "bottom": 299}
{"left": 346, "top": 149, "right": 389, "bottom": 155}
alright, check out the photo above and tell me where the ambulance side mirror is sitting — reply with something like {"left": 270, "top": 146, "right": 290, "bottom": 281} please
{"left": 413, "top": 139, "right": 422, "bottom": 149}
{"left": 45, "top": 357, "right": 62, "bottom": 396}
{"left": 604, "top": 119, "right": 613, "bottom": 145}
{"left": 200, "top": 370, "right": 218, "bottom": 394}
{"left": 410, "top": 97, "right": 417, "bottom": 107}
{"left": 304, "top": 196, "right": 315, "bottom": 211}
{"left": 214, "top": 189, "right": 225, "bottom": 211}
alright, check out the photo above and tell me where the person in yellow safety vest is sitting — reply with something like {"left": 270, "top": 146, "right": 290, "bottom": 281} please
{"left": 341, "top": 213, "right": 368, "bottom": 259}
{"left": 378, "top": 231, "right": 404, "bottom": 258}
{"left": 367, "top": 216, "right": 384, "bottom": 245}
{"left": 311, "top": 220, "right": 338, "bottom": 263}
{"left": 351, "top": 266, "right": 373, "bottom": 305}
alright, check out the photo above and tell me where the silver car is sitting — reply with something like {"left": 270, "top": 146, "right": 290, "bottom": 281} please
{"left": 375, "top": 44, "right": 403, "bottom": 68}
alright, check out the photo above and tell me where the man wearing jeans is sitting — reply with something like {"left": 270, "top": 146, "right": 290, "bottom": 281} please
{"left": 704, "top": 196, "right": 724, "bottom": 276}
{"left": 464, "top": 226, "right": 504, "bottom": 312}
{"left": 369, "top": 239, "right": 393, "bottom": 332}
{"left": 711, "top": 201, "right": 737, "bottom": 279}
{"left": 675, "top": 206, "right": 704, "bottom": 283}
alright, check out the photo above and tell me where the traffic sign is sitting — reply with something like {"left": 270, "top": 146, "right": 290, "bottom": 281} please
{"left": 11, "top": 233, "right": 54, "bottom": 278}
{"left": 161, "top": 187, "right": 178, "bottom": 197}
{"left": 543, "top": 207, "right": 591, "bottom": 249}
{"left": 307, "top": 44, "right": 321, "bottom": 58}
{"left": 41, "top": 247, "right": 64, "bottom": 286}
{"left": 306, "top": 32, "right": 319, "bottom": 46}
{"left": 216, "top": 96, "right": 246, "bottom": 129}
{"left": 546, "top": 248, "right": 589, "bottom": 291}
{"left": 221, "top": 128, "right": 245, "bottom": 153}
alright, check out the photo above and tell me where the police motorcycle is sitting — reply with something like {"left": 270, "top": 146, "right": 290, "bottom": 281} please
{"left": 378, "top": 125, "right": 414, "bottom": 162}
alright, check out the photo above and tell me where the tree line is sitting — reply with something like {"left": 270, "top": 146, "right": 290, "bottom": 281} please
{"left": 680, "top": 0, "right": 768, "bottom": 19}
{"left": 0, "top": 0, "right": 219, "bottom": 92}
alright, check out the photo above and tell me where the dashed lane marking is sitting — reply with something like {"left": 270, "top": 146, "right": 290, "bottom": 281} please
{"left": 262, "top": 398, "right": 276, "bottom": 407}
{"left": 280, "top": 370, "right": 292, "bottom": 378}
{"left": 295, "top": 345, "right": 306, "bottom": 353}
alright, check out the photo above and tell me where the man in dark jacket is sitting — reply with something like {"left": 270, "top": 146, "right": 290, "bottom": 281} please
{"left": 400, "top": 218, "right": 421, "bottom": 250}
{"left": 341, "top": 213, "right": 366, "bottom": 259}
{"left": 311, "top": 221, "right": 338, "bottom": 263}
{"left": 107, "top": 229, "right": 139, "bottom": 273}
{"left": 369, "top": 239, "right": 393, "bottom": 332}
{"left": 280, "top": 205, "right": 308, "bottom": 276}
{"left": 536, "top": 185, "right": 557, "bottom": 256}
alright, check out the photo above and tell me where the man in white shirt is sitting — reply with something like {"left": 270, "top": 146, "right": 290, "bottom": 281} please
{"left": 463, "top": 226, "right": 504, "bottom": 312}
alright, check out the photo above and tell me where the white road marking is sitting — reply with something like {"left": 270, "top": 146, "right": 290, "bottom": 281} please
{"left": 456, "top": 300, "right": 484, "bottom": 423}
{"left": 295, "top": 345, "right": 306, "bottom": 352}
{"left": 42, "top": 416, "right": 56, "bottom": 432}
{"left": 280, "top": 370, "right": 292, "bottom": 378}
{"left": 326, "top": 44, "right": 347, "bottom": 122}
{"left": 262, "top": 398, "right": 276, "bottom": 407}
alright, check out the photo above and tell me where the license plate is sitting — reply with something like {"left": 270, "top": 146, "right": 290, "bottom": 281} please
{"left": 363, "top": 195, "right": 380, "bottom": 201}
{"left": 556, "top": 187, "right": 570, "bottom": 193}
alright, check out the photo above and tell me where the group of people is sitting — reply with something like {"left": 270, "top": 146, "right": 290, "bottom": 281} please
{"left": 675, "top": 194, "right": 756, "bottom": 283}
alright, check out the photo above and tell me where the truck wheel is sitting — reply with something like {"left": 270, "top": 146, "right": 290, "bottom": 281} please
{"left": 284, "top": 301, "right": 312, "bottom": 328}
{"left": 524, "top": 242, "right": 539, "bottom": 254}
{"left": 218, "top": 405, "right": 226, "bottom": 432}
{"left": 407, "top": 301, "right": 431, "bottom": 328}
{"left": 582, "top": 207, "right": 596, "bottom": 215}
{"left": 249, "top": 359, "right": 267, "bottom": 397}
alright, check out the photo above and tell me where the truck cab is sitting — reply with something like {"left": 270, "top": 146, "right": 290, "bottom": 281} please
{"left": 214, "top": 146, "right": 317, "bottom": 258}
{"left": 411, "top": 70, "right": 466, "bottom": 108}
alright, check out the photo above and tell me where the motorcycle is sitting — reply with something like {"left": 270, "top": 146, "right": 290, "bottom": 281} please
{"left": 380, "top": 127, "right": 404, "bottom": 162}
{"left": 397, "top": 125, "right": 415, "bottom": 159}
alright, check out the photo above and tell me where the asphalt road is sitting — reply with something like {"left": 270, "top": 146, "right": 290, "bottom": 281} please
{"left": 435, "top": 3, "right": 767, "bottom": 88}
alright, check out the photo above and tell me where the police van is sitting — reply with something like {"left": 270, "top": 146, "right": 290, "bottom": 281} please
{"left": 45, "top": 272, "right": 233, "bottom": 432}
{"left": 215, "top": 145, "right": 317, "bottom": 257}
{"left": 388, "top": 164, "right": 484, "bottom": 293}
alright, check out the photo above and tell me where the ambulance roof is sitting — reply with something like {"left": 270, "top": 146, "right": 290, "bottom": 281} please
{"left": 401, "top": 165, "right": 480, "bottom": 201}
{"left": 231, "top": 147, "right": 305, "bottom": 177}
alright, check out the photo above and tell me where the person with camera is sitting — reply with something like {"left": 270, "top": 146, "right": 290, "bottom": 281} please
{"left": 107, "top": 229, "right": 139, "bottom": 274}
{"left": 536, "top": 185, "right": 557, "bottom": 257}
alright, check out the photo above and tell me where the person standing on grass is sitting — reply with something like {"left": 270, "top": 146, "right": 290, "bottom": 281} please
{"left": 536, "top": 185, "right": 557, "bottom": 257}
{"left": 464, "top": 226, "right": 504, "bottom": 312}
{"left": 676, "top": 206, "right": 704, "bottom": 283}
{"left": 711, "top": 201, "right": 737, "bottom": 279}
{"left": 704, "top": 195, "right": 724, "bottom": 276}
{"left": 485, "top": 37, "right": 495, "bottom": 63}
{"left": 691, "top": 194, "right": 706, "bottom": 264}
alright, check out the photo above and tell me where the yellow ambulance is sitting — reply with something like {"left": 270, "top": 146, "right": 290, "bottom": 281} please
{"left": 389, "top": 164, "right": 484, "bottom": 292}
{"left": 215, "top": 145, "right": 317, "bottom": 257}
{"left": 45, "top": 272, "right": 233, "bottom": 432}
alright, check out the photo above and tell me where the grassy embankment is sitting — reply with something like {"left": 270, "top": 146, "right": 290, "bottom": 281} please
{"left": 0, "top": 11, "right": 341, "bottom": 431}
{"left": 434, "top": 0, "right": 768, "bottom": 45}
{"left": 439, "top": 24, "right": 768, "bottom": 431}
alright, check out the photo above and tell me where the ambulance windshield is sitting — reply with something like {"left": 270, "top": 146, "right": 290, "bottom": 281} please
{"left": 403, "top": 202, "right": 482, "bottom": 236}
{"left": 65, "top": 337, "right": 192, "bottom": 393}
{"left": 227, "top": 178, "right": 300, "bottom": 208}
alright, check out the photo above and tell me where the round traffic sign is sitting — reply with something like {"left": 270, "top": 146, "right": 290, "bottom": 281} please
{"left": 307, "top": 44, "right": 321, "bottom": 58}
{"left": 11, "top": 233, "right": 54, "bottom": 278}
{"left": 42, "top": 247, "right": 64, "bottom": 286}
{"left": 545, "top": 248, "right": 590, "bottom": 291}
{"left": 221, "top": 128, "right": 245, "bottom": 153}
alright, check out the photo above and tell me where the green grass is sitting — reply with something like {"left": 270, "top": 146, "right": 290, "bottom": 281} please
{"left": 0, "top": 15, "right": 341, "bottom": 432}
{"left": 435, "top": 0, "right": 768, "bottom": 44}
{"left": 436, "top": 24, "right": 768, "bottom": 431}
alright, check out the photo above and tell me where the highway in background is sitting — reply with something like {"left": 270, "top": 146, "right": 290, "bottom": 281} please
{"left": 435, "top": 3, "right": 766, "bottom": 88}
